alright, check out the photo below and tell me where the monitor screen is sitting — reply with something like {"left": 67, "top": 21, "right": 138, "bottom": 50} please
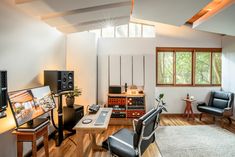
{"left": 8, "top": 86, "right": 56, "bottom": 127}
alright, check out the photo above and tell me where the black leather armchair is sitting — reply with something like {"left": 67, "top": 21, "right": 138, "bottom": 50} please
{"left": 102, "top": 108, "right": 162, "bottom": 157}
{"left": 197, "top": 91, "right": 234, "bottom": 124}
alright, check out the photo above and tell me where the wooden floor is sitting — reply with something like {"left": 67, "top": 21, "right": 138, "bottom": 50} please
{"left": 37, "top": 115, "right": 235, "bottom": 157}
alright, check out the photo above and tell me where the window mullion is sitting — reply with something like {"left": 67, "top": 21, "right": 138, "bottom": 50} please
{"left": 210, "top": 52, "right": 213, "bottom": 85}
{"left": 192, "top": 50, "right": 195, "bottom": 86}
{"left": 173, "top": 50, "right": 176, "bottom": 85}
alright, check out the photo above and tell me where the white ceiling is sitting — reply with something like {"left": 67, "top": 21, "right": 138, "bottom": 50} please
{"left": 132, "top": 0, "right": 211, "bottom": 26}
{"left": 194, "top": 3, "right": 235, "bottom": 36}
{"left": 13, "top": 0, "right": 235, "bottom": 36}
{"left": 16, "top": 0, "right": 130, "bottom": 16}
{"left": 43, "top": 5, "right": 131, "bottom": 27}
{"left": 57, "top": 16, "right": 130, "bottom": 33}
{"left": 15, "top": 0, "right": 131, "bottom": 33}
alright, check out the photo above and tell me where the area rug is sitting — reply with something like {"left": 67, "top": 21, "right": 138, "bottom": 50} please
{"left": 155, "top": 125, "right": 235, "bottom": 157}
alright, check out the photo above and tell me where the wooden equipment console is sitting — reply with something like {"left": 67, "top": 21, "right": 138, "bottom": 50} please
{"left": 107, "top": 93, "right": 145, "bottom": 118}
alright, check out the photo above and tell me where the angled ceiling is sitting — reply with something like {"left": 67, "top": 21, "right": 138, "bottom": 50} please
{"left": 193, "top": 3, "right": 235, "bottom": 36}
{"left": 132, "top": 0, "right": 211, "bottom": 26}
{"left": 13, "top": 0, "right": 235, "bottom": 36}
{"left": 15, "top": 0, "right": 131, "bottom": 33}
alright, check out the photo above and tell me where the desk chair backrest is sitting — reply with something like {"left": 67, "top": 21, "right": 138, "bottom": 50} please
{"left": 208, "top": 91, "right": 234, "bottom": 109}
{"left": 134, "top": 108, "right": 162, "bottom": 155}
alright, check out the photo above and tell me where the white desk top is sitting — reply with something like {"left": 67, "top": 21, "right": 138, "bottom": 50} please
{"left": 73, "top": 108, "right": 112, "bottom": 132}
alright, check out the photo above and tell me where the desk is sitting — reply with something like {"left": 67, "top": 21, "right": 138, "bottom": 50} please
{"left": 183, "top": 99, "right": 196, "bottom": 120}
{"left": 12, "top": 124, "right": 49, "bottom": 157}
{"left": 74, "top": 108, "right": 112, "bottom": 157}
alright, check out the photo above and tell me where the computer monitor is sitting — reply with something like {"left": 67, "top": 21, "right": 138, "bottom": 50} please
{"left": 8, "top": 86, "right": 56, "bottom": 127}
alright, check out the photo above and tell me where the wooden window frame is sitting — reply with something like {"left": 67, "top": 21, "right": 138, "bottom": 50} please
{"left": 156, "top": 47, "right": 222, "bottom": 87}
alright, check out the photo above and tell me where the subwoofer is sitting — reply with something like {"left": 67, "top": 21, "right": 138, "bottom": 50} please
{"left": 44, "top": 70, "right": 74, "bottom": 94}
{"left": 0, "top": 71, "right": 7, "bottom": 112}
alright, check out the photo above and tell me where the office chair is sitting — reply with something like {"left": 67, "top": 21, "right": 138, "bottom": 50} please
{"left": 102, "top": 107, "right": 162, "bottom": 157}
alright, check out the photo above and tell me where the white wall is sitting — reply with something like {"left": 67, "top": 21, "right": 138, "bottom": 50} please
{"left": 0, "top": 0, "right": 66, "bottom": 156}
{"left": 66, "top": 32, "right": 97, "bottom": 111}
{"left": 222, "top": 36, "right": 235, "bottom": 118}
{"left": 98, "top": 24, "right": 222, "bottom": 113}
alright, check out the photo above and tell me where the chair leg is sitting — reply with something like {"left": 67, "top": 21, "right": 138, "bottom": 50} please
{"left": 199, "top": 113, "right": 203, "bottom": 121}
{"left": 213, "top": 116, "right": 216, "bottom": 123}
{"left": 228, "top": 117, "right": 232, "bottom": 124}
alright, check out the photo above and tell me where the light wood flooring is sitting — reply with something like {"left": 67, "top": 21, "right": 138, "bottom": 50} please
{"left": 37, "top": 115, "right": 235, "bottom": 157}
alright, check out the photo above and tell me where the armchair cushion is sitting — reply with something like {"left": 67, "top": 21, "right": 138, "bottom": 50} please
{"left": 197, "top": 106, "right": 224, "bottom": 116}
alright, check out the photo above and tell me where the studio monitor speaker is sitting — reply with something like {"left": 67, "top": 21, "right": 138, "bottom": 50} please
{"left": 44, "top": 70, "right": 74, "bottom": 94}
{"left": 0, "top": 71, "right": 7, "bottom": 111}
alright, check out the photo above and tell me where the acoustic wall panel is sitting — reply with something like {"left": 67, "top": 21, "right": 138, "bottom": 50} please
{"left": 98, "top": 55, "right": 109, "bottom": 104}
{"left": 133, "top": 55, "right": 144, "bottom": 86}
{"left": 109, "top": 55, "right": 121, "bottom": 85}
{"left": 121, "top": 55, "right": 132, "bottom": 85}
{"left": 144, "top": 54, "right": 156, "bottom": 111}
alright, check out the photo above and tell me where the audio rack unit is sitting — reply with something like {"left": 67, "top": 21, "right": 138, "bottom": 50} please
{"left": 107, "top": 93, "right": 145, "bottom": 118}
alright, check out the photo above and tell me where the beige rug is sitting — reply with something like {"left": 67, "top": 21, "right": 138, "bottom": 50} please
{"left": 156, "top": 125, "right": 235, "bottom": 157}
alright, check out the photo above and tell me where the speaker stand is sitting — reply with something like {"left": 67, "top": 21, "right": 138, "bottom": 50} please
{"left": 0, "top": 111, "right": 6, "bottom": 118}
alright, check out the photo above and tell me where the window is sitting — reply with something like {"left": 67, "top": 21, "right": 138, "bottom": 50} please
{"left": 129, "top": 23, "right": 141, "bottom": 37}
{"left": 142, "top": 25, "right": 155, "bottom": 37}
{"left": 89, "top": 29, "right": 101, "bottom": 38}
{"left": 195, "top": 52, "right": 211, "bottom": 84}
{"left": 102, "top": 26, "right": 114, "bottom": 37}
{"left": 176, "top": 52, "right": 192, "bottom": 84}
{"left": 116, "top": 24, "right": 128, "bottom": 38}
{"left": 157, "top": 52, "right": 173, "bottom": 84}
{"left": 156, "top": 48, "right": 222, "bottom": 86}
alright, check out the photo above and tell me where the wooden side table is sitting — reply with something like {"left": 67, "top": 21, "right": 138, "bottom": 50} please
{"left": 12, "top": 124, "right": 49, "bottom": 157}
{"left": 183, "top": 99, "right": 196, "bottom": 120}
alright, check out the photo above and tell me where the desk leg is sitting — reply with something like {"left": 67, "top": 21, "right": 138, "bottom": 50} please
{"left": 91, "top": 134, "right": 104, "bottom": 151}
{"left": 17, "top": 141, "right": 23, "bottom": 157}
{"left": 76, "top": 131, "right": 84, "bottom": 157}
{"left": 32, "top": 137, "right": 37, "bottom": 157}
{"left": 43, "top": 130, "right": 49, "bottom": 157}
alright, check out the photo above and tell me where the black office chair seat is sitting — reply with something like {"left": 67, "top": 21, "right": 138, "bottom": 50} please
{"left": 197, "top": 105, "right": 224, "bottom": 116}
{"left": 103, "top": 128, "right": 137, "bottom": 157}
{"left": 102, "top": 108, "right": 162, "bottom": 157}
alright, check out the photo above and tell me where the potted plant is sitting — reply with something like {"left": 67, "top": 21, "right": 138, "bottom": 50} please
{"left": 156, "top": 93, "right": 167, "bottom": 112}
{"left": 65, "top": 86, "right": 82, "bottom": 107}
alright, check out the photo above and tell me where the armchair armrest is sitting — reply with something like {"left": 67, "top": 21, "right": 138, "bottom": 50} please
{"left": 223, "top": 107, "right": 233, "bottom": 116}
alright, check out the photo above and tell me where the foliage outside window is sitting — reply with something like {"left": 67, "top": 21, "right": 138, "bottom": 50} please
{"left": 156, "top": 48, "right": 222, "bottom": 86}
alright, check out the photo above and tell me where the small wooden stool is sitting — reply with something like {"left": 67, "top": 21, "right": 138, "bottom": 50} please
{"left": 12, "top": 124, "right": 49, "bottom": 157}
{"left": 183, "top": 98, "right": 196, "bottom": 120}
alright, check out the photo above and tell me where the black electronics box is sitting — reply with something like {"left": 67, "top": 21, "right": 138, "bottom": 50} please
{"left": 109, "top": 86, "right": 122, "bottom": 94}
{"left": 0, "top": 71, "right": 7, "bottom": 112}
{"left": 44, "top": 70, "right": 74, "bottom": 94}
{"left": 63, "top": 105, "right": 84, "bottom": 132}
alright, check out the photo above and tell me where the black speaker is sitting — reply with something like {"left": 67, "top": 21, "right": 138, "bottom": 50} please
{"left": 0, "top": 71, "right": 7, "bottom": 112}
{"left": 44, "top": 70, "right": 74, "bottom": 94}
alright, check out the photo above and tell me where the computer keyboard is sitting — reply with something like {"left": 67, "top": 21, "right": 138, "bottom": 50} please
{"left": 94, "top": 110, "right": 109, "bottom": 125}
